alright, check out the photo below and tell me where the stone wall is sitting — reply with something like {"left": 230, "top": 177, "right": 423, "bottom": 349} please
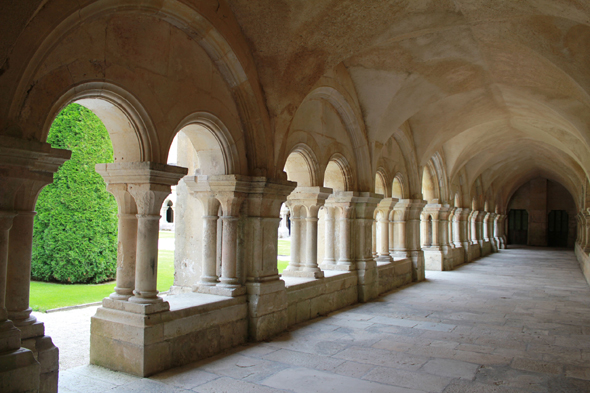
{"left": 90, "top": 295, "right": 248, "bottom": 377}
{"left": 285, "top": 272, "right": 358, "bottom": 326}
{"left": 508, "top": 178, "right": 577, "bottom": 247}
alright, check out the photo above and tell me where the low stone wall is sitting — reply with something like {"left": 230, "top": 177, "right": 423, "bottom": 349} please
{"left": 377, "top": 259, "right": 412, "bottom": 294}
{"left": 448, "top": 247, "right": 464, "bottom": 269}
{"left": 469, "top": 243, "right": 481, "bottom": 261}
{"left": 481, "top": 241, "right": 492, "bottom": 257}
{"left": 284, "top": 272, "right": 358, "bottom": 327}
{"left": 576, "top": 243, "right": 590, "bottom": 286}
{"left": 90, "top": 294, "right": 248, "bottom": 377}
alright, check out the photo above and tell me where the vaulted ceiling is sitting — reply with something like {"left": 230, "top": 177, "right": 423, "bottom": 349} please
{"left": 227, "top": 0, "right": 590, "bottom": 203}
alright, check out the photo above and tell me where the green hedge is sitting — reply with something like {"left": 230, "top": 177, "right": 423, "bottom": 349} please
{"left": 32, "top": 104, "right": 118, "bottom": 284}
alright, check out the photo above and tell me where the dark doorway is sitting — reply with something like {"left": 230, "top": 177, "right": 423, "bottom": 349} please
{"left": 508, "top": 209, "right": 528, "bottom": 245}
{"left": 548, "top": 210, "right": 568, "bottom": 247}
{"left": 166, "top": 201, "right": 174, "bottom": 223}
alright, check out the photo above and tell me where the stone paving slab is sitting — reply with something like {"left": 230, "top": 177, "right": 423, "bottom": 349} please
{"left": 56, "top": 248, "right": 590, "bottom": 392}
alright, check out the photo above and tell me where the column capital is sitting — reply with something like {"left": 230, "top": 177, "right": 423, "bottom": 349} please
{"left": 96, "top": 162, "right": 188, "bottom": 216}
{"left": 0, "top": 137, "right": 70, "bottom": 211}
{"left": 287, "top": 186, "right": 332, "bottom": 217}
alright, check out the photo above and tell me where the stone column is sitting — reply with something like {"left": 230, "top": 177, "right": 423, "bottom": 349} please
{"left": 282, "top": 187, "right": 330, "bottom": 278}
{"left": 349, "top": 193, "right": 382, "bottom": 302}
{"left": 192, "top": 194, "right": 221, "bottom": 287}
{"left": 431, "top": 211, "right": 440, "bottom": 247}
{"left": 476, "top": 211, "right": 486, "bottom": 248}
{"left": 457, "top": 208, "right": 471, "bottom": 262}
{"left": 0, "top": 210, "right": 18, "bottom": 345}
{"left": 447, "top": 207, "right": 457, "bottom": 248}
{"left": 278, "top": 204, "right": 290, "bottom": 238}
{"left": 422, "top": 204, "right": 452, "bottom": 271}
{"left": 128, "top": 184, "right": 176, "bottom": 305}
{"left": 483, "top": 212, "right": 490, "bottom": 241}
{"left": 583, "top": 211, "right": 590, "bottom": 253}
{"left": 392, "top": 200, "right": 410, "bottom": 260}
{"left": 220, "top": 215, "right": 240, "bottom": 286}
{"left": 94, "top": 182, "right": 138, "bottom": 301}
{"left": 1, "top": 137, "right": 70, "bottom": 393}
{"left": 338, "top": 206, "right": 353, "bottom": 267}
{"left": 376, "top": 198, "right": 396, "bottom": 263}
{"left": 469, "top": 210, "right": 478, "bottom": 244}
{"left": 321, "top": 206, "right": 336, "bottom": 267}
{"left": 243, "top": 177, "right": 295, "bottom": 340}
{"left": 406, "top": 200, "right": 427, "bottom": 281}
{"left": 453, "top": 208, "right": 462, "bottom": 247}
{"left": 286, "top": 208, "right": 303, "bottom": 272}
{"left": 6, "top": 211, "right": 37, "bottom": 327}
{"left": 95, "top": 162, "right": 187, "bottom": 309}
{"left": 389, "top": 211, "right": 395, "bottom": 256}
{"left": 303, "top": 205, "right": 322, "bottom": 276}
{"left": 215, "top": 191, "right": 246, "bottom": 294}
{"left": 489, "top": 213, "right": 499, "bottom": 252}
{"left": 372, "top": 219, "right": 378, "bottom": 259}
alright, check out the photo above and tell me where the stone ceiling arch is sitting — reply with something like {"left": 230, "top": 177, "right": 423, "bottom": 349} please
{"left": 43, "top": 81, "right": 156, "bottom": 162}
{"left": 171, "top": 112, "right": 245, "bottom": 176}
{"left": 303, "top": 86, "right": 371, "bottom": 191}
{"left": 283, "top": 143, "right": 320, "bottom": 188}
{"left": 6, "top": 0, "right": 271, "bottom": 173}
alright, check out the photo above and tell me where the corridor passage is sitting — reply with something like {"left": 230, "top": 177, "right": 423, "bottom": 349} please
{"left": 60, "top": 248, "right": 590, "bottom": 392}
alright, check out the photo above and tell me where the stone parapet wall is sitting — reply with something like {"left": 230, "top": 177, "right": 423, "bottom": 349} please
{"left": 377, "top": 259, "right": 412, "bottom": 294}
{"left": 90, "top": 294, "right": 248, "bottom": 377}
{"left": 576, "top": 243, "right": 590, "bottom": 287}
{"left": 481, "top": 241, "right": 492, "bottom": 257}
{"left": 285, "top": 272, "right": 358, "bottom": 326}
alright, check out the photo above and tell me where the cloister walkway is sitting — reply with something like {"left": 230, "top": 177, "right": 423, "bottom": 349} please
{"left": 57, "top": 248, "right": 590, "bottom": 392}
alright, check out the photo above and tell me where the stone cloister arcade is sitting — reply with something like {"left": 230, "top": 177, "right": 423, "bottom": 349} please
{"left": 1, "top": 1, "right": 590, "bottom": 392}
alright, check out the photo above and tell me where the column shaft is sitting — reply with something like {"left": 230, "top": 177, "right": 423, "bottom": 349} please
{"left": 129, "top": 214, "right": 161, "bottom": 304}
{"left": 6, "top": 212, "right": 36, "bottom": 326}
{"left": 287, "top": 217, "right": 302, "bottom": 270}
{"left": 338, "top": 215, "right": 352, "bottom": 265}
{"left": 323, "top": 210, "right": 335, "bottom": 265}
{"left": 199, "top": 216, "right": 219, "bottom": 285}
{"left": 303, "top": 217, "right": 320, "bottom": 272}
{"left": 219, "top": 216, "right": 239, "bottom": 287}
{"left": 379, "top": 218, "right": 388, "bottom": 256}
{"left": 111, "top": 213, "right": 137, "bottom": 300}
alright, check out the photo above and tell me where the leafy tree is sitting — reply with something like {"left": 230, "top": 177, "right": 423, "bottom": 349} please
{"left": 32, "top": 103, "right": 118, "bottom": 284}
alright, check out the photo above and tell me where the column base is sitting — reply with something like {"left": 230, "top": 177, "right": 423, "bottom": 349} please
{"left": 281, "top": 269, "right": 324, "bottom": 279}
{"left": 323, "top": 263, "right": 356, "bottom": 271}
{"left": 376, "top": 254, "right": 393, "bottom": 263}
{"left": 0, "top": 348, "right": 40, "bottom": 393}
{"left": 102, "top": 297, "right": 170, "bottom": 314}
{"left": 196, "top": 285, "right": 247, "bottom": 297}
{"left": 21, "top": 334, "right": 59, "bottom": 393}
{"left": 246, "top": 280, "right": 288, "bottom": 341}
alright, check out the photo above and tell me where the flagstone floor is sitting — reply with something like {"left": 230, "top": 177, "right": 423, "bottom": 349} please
{"left": 56, "top": 247, "right": 590, "bottom": 392}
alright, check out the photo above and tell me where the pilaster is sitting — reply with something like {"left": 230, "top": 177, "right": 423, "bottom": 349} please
{"left": 0, "top": 136, "right": 70, "bottom": 393}
{"left": 243, "top": 177, "right": 296, "bottom": 341}
{"left": 375, "top": 198, "right": 397, "bottom": 263}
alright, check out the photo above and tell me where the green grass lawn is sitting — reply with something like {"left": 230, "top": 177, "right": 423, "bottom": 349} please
{"left": 30, "top": 233, "right": 292, "bottom": 311}
{"left": 277, "top": 239, "right": 290, "bottom": 256}
{"left": 30, "top": 233, "right": 175, "bottom": 312}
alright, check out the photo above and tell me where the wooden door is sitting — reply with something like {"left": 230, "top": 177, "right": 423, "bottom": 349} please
{"left": 508, "top": 209, "right": 528, "bottom": 245}
{"left": 548, "top": 210, "right": 568, "bottom": 247}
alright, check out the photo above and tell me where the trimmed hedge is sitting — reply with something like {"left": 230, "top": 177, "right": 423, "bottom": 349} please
{"left": 32, "top": 104, "right": 118, "bottom": 284}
